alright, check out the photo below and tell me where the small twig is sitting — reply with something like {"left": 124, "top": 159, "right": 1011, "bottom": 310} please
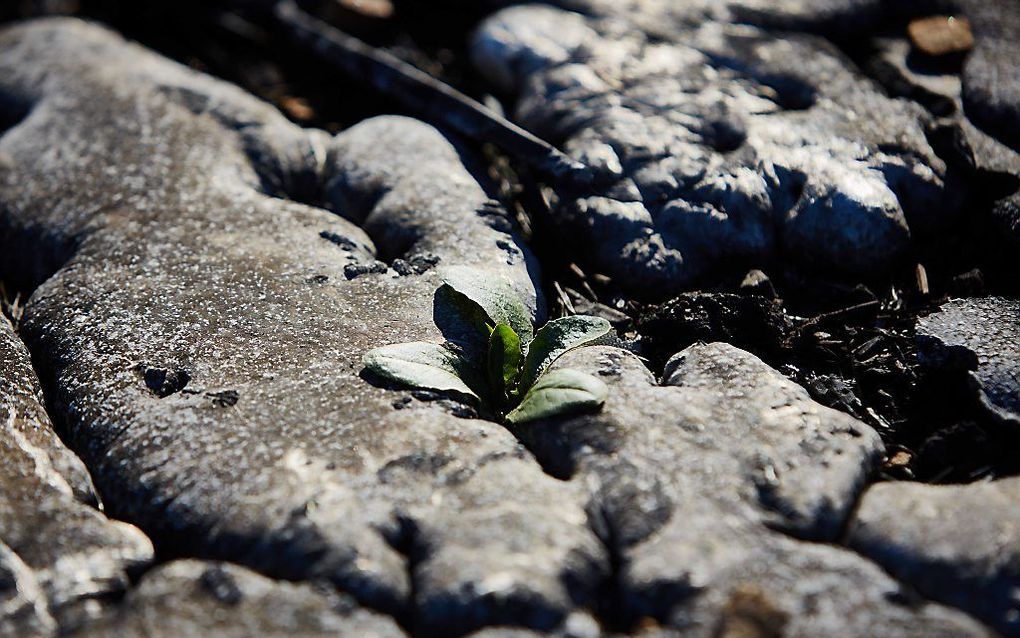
{"left": 567, "top": 263, "right": 599, "bottom": 301}
{"left": 789, "top": 300, "right": 882, "bottom": 339}
{"left": 273, "top": 0, "right": 594, "bottom": 190}
{"left": 553, "top": 280, "right": 575, "bottom": 316}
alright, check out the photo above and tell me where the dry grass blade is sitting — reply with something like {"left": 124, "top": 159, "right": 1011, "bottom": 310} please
{"left": 0, "top": 281, "right": 24, "bottom": 329}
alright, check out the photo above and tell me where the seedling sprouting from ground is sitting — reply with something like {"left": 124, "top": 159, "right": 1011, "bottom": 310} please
{"left": 363, "top": 266, "right": 612, "bottom": 424}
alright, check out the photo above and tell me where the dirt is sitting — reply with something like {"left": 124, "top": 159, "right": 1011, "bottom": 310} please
{"left": 626, "top": 266, "right": 1020, "bottom": 484}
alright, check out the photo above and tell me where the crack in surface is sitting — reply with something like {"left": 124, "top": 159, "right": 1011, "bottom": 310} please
{"left": 806, "top": 488, "right": 995, "bottom": 634}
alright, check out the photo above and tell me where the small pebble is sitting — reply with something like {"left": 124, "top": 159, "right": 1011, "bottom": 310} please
{"left": 908, "top": 16, "right": 974, "bottom": 58}
{"left": 739, "top": 269, "right": 778, "bottom": 299}
{"left": 336, "top": 0, "right": 393, "bottom": 20}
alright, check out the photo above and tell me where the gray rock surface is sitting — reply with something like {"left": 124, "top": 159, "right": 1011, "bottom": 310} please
{"left": 866, "top": 33, "right": 1020, "bottom": 247}
{"left": 0, "top": 15, "right": 1002, "bottom": 637}
{"left": 729, "top": 0, "right": 1020, "bottom": 152}
{"left": 1, "top": 314, "right": 154, "bottom": 632}
{"left": 960, "top": 0, "right": 1020, "bottom": 150}
{"left": 730, "top": 0, "right": 885, "bottom": 32}
{"left": 996, "top": 190, "right": 1020, "bottom": 247}
{"left": 471, "top": 3, "right": 952, "bottom": 297}
{"left": 1, "top": 314, "right": 93, "bottom": 501}
{"left": 955, "top": 0, "right": 1020, "bottom": 245}
{"left": 507, "top": 342, "right": 989, "bottom": 635}
{"left": 512, "top": 0, "right": 1020, "bottom": 251}
{"left": 457, "top": 0, "right": 886, "bottom": 34}
{"left": 917, "top": 297, "right": 1020, "bottom": 425}
{"left": 0, "top": 18, "right": 602, "bottom": 635}
{"left": 849, "top": 477, "right": 1020, "bottom": 637}
{"left": 82, "top": 560, "right": 406, "bottom": 637}
{"left": 0, "top": 541, "right": 56, "bottom": 637}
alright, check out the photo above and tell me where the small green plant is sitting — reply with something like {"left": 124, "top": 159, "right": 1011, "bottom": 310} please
{"left": 363, "top": 266, "right": 612, "bottom": 424}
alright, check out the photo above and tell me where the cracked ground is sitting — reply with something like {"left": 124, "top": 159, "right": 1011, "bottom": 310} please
{"left": 1, "top": 1, "right": 1019, "bottom": 637}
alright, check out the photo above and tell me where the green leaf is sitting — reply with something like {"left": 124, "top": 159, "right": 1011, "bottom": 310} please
{"left": 441, "top": 266, "right": 534, "bottom": 343}
{"left": 487, "top": 323, "right": 522, "bottom": 401}
{"left": 505, "top": 368, "right": 608, "bottom": 424}
{"left": 363, "top": 342, "right": 481, "bottom": 402}
{"left": 519, "top": 316, "right": 611, "bottom": 391}
{"left": 433, "top": 284, "right": 493, "bottom": 361}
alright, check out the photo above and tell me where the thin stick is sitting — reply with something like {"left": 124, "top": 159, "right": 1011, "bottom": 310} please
{"left": 273, "top": 0, "right": 593, "bottom": 190}
{"left": 789, "top": 300, "right": 882, "bottom": 338}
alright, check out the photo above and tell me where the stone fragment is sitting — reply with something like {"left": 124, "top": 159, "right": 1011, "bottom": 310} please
{"left": 0, "top": 19, "right": 602, "bottom": 635}
{"left": 508, "top": 343, "right": 989, "bottom": 635}
{"left": 0, "top": 315, "right": 154, "bottom": 631}
{"left": 908, "top": 16, "right": 974, "bottom": 58}
{"left": 849, "top": 477, "right": 1020, "bottom": 637}
{"left": 337, "top": 0, "right": 393, "bottom": 20}
{"left": 472, "top": 4, "right": 951, "bottom": 297}
{"left": 82, "top": 560, "right": 406, "bottom": 637}
{"left": 738, "top": 269, "right": 777, "bottom": 299}
{"left": 916, "top": 297, "right": 1020, "bottom": 425}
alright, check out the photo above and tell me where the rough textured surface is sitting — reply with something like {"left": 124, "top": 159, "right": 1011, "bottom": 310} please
{"left": 82, "top": 560, "right": 406, "bottom": 637}
{"left": 865, "top": 30, "right": 1020, "bottom": 247}
{"left": 508, "top": 343, "right": 988, "bottom": 635}
{"left": 960, "top": 0, "right": 1020, "bottom": 149}
{"left": 0, "top": 18, "right": 603, "bottom": 635}
{"left": 956, "top": 0, "right": 1020, "bottom": 245}
{"left": 1, "top": 314, "right": 93, "bottom": 501}
{"left": 917, "top": 297, "right": 1020, "bottom": 425}
{"left": 736, "top": 0, "right": 1020, "bottom": 198}
{"left": 724, "top": 0, "right": 890, "bottom": 35}
{"left": 733, "top": 0, "right": 1020, "bottom": 230}
{"left": 0, "top": 15, "right": 1004, "bottom": 637}
{"left": 471, "top": 3, "right": 953, "bottom": 297}
{"left": 459, "top": 0, "right": 887, "bottom": 35}
{"left": 849, "top": 478, "right": 1020, "bottom": 637}
{"left": 0, "top": 541, "right": 56, "bottom": 637}
{"left": 0, "top": 315, "right": 154, "bottom": 632}
{"left": 592, "top": 0, "right": 1020, "bottom": 250}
